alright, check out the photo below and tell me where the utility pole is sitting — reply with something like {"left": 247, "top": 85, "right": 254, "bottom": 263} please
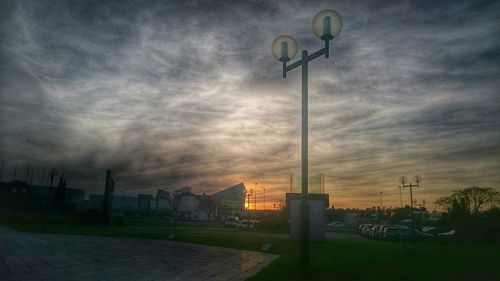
{"left": 254, "top": 183, "right": 258, "bottom": 211}
{"left": 399, "top": 175, "right": 422, "bottom": 238}
{"left": 41, "top": 170, "right": 46, "bottom": 185}
{"left": 247, "top": 189, "right": 253, "bottom": 231}
{"left": 380, "top": 191, "right": 383, "bottom": 209}
{"left": 44, "top": 168, "right": 57, "bottom": 232}
{"left": 30, "top": 168, "right": 34, "bottom": 184}
{"left": 49, "top": 169, "right": 56, "bottom": 188}
{"left": 398, "top": 185, "right": 403, "bottom": 208}
{"left": 263, "top": 188, "right": 266, "bottom": 211}
{"left": 45, "top": 170, "right": 50, "bottom": 186}
{"left": 379, "top": 191, "right": 384, "bottom": 222}
{"left": 321, "top": 173, "right": 325, "bottom": 193}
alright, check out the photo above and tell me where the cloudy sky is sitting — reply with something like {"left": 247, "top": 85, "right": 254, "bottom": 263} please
{"left": 1, "top": 0, "right": 499, "bottom": 208}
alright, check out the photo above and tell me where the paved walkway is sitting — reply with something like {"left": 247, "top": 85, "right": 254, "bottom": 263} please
{"left": 0, "top": 226, "right": 278, "bottom": 281}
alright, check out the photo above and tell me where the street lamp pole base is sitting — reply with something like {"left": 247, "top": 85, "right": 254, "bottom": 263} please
{"left": 300, "top": 201, "right": 310, "bottom": 278}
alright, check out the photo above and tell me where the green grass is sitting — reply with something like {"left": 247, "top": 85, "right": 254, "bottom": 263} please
{"left": 2, "top": 217, "right": 499, "bottom": 281}
{"left": 252, "top": 239, "right": 500, "bottom": 281}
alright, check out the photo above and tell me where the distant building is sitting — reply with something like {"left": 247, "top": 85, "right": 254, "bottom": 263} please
{"left": 0, "top": 180, "right": 84, "bottom": 212}
{"left": 102, "top": 170, "right": 115, "bottom": 224}
{"left": 176, "top": 190, "right": 204, "bottom": 221}
{"left": 344, "top": 212, "right": 359, "bottom": 226}
{"left": 89, "top": 183, "right": 245, "bottom": 221}
{"left": 175, "top": 186, "right": 192, "bottom": 194}
{"left": 88, "top": 195, "right": 104, "bottom": 210}
{"left": 210, "top": 182, "right": 246, "bottom": 218}
{"left": 172, "top": 183, "right": 245, "bottom": 221}
{"left": 155, "top": 189, "right": 171, "bottom": 215}
{"left": 114, "top": 195, "right": 138, "bottom": 210}
{"left": 153, "top": 183, "right": 245, "bottom": 221}
{"left": 137, "top": 194, "right": 152, "bottom": 212}
{"left": 88, "top": 194, "right": 153, "bottom": 213}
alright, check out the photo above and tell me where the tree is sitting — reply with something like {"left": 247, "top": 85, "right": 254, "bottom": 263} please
{"left": 198, "top": 195, "right": 216, "bottom": 221}
{"left": 434, "top": 186, "right": 499, "bottom": 216}
{"left": 54, "top": 177, "right": 66, "bottom": 212}
{"left": 390, "top": 207, "right": 411, "bottom": 224}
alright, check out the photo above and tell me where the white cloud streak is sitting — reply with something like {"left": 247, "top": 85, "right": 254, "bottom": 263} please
{"left": 1, "top": 0, "right": 499, "bottom": 208}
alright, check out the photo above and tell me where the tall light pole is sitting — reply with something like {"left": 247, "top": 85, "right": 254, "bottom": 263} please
{"left": 399, "top": 175, "right": 422, "bottom": 237}
{"left": 380, "top": 191, "right": 383, "bottom": 209}
{"left": 272, "top": 9, "right": 342, "bottom": 276}
{"left": 377, "top": 191, "right": 383, "bottom": 222}
{"left": 247, "top": 189, "right": 253, "bottom": 210}
{"left": 254, "top": 182, "right": 258, "bottom": 211}
{"left": 246, "top": 189, "right": 253, "bottom": 231}
{"left": 44, "top": 168, "right": 57, "bottom": 232}
{"left": 398, "top": 185, "right": 403, "bottom": 208}
{"left": 263, "top": 188, "right": 266, "bottom": 211}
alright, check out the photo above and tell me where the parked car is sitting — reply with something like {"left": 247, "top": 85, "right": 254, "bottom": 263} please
{"left": 383, "top": 226, "right": 412, "bottom": 240}
{"left": 437, "top": 229, "right": 455, "bottom": 236}
{"left": 378, "top": 225, "right": 405, "bottom": 238}
{"left": 223, "top": 216, "right": 239, "bottom": 228}
{"left": 368, "top": 225, "right": 382, "bottom": 238}
{"left": 422, "top": 227, "right": 453, "bottom": 236}
{"left": 360, "top": 224, "right": 374, "bottom": 235}
{"left": 358, "top": 224, "right": 365, "bottom": 233}
{"left": 238, "top": 219, "right": 258, "bottom": 229}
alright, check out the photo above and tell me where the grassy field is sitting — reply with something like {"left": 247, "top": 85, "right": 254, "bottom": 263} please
{"left": 2, "top": 216, "right": 499, "bottom": 281}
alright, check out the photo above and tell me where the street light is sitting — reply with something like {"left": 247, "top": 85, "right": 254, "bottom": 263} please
{"left": 246, "top": 189, "right": 253, "bottom": 231}
{"left": 399, "top": 175, "right": 422, "bottom": 237}
{"left": 263, "top": 188, "right": 266, "bottom": 211}
{"left": 272, "top": 9, "right": 342, "bottom": 276}
{"left": 379, "top": 191, "right": 384, "bottom": 222}
{"left": 380, "top": 191, "right": 383, "bottom": 209}
{"left": 254, "top": 182, "right": 258, "bottom": 211}
{"left": 398, "top": 185, "right": 403, "bottom": 208}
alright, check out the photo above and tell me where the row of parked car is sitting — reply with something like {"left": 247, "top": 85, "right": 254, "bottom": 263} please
{"left": 223, "top": 216, "right": 259, "bottom": 229}
{"left": 359, "top": 224, "right": 412, "bottom": 240}
{"left": 358, "top": 224, "right": 455, "bottom": 241}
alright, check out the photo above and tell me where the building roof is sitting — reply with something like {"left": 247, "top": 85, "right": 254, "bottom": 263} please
{"left": 210, "top": 182, "right": 245, "bottom": 201}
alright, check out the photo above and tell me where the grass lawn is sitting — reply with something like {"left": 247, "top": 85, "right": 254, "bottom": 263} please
{"left": 2, "top": 218, "right": 499, "bottom": 281}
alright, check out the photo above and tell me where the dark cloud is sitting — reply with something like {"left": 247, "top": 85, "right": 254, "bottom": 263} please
{"left": 1, "top": 0, "right": 499, "bottom": 207}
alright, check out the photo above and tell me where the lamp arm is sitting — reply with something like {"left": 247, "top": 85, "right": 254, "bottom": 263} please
{"left": 283, "top": 42, "right": 331, "bottom": 77}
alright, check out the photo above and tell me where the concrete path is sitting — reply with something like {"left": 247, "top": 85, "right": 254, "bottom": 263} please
{"left": 0, "top": 226, "right": 278, "bottom": 281}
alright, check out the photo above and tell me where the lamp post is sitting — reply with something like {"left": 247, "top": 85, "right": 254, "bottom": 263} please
{"left": 398, "top": 185, "right": 403, "bottom": 208}
{"left": 399, "top": 175, "right": 422, "bottom": 237}
{"left": 43, "top": 168, "right": 57, "bottom": 232}
{"left": 263, "top": 188, "right": 266, "bottom": 211}
{"left": 272, "top": 9, "right": 342, "bottom": 276}
{"left": 247, "top": 189, "right": 253, "bottom": 231}
{"left": 380, "top": 191, "right": 383, "bottom": 209}
{"left": 254, "top": 183, "right": 258, "bottom": 211}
